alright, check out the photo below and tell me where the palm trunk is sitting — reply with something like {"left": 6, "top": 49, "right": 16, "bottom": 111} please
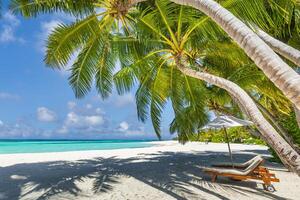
{"left": 175, "top": 59, "right": 300, "bottom": 175}
{"left": 168, "top": 0, "right": 300, "bottom": 110}
{"left": 255, "top": 101, "right": 300, "bottom": 153}
{"left": 296, "top": 108, "right": 300, "bottom": 127}
{"left": 254, "top": 29, "right": 300, "bottom": 128}
{"left": 256, "top": 29, "right": 300, "bottom": 67}
{"left": 294, "top": 105, "right": 300, "bottom": 128}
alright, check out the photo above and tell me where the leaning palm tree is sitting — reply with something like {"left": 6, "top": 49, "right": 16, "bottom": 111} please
{"left": 11, "top": 0, "right": 300, "bottom": 174}
{"left": 202, "top": 40, "right": 300, "bottom": 151}
{"left": 256, "top": 29, "right": 300, "bottom": 67}
{"left": 250, "top": 1, "right": 300, "bottom": 127}
{"left": 112, "top": 1, "right": 300, "bottom": 173}
{"left": 128, "top": 0, "right": 300, "bottom": 110}
{"left": 255, "top": 29, "right": 300, "bottom": 127}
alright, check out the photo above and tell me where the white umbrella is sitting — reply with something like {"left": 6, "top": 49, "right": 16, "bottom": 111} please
{"left": 201, "top": 115, "right": 254, "bottom": 167}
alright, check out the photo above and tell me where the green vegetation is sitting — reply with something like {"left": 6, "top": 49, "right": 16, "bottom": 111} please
{"left": 280, "top": 113, "right": 300, "bottom": 146}
{"left": 194, "top": 128, "right": 265, "bottom": 145}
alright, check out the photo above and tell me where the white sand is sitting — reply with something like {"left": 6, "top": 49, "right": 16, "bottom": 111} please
{"left": 0, "top": 141, "right": 299, "bottom": 200}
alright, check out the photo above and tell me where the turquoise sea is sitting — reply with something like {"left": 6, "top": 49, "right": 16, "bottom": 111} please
{"left": 0, "top": 140, "right": 154, "bottom": 154}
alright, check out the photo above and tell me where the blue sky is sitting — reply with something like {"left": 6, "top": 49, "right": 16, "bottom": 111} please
{"left": 0, "top": 1, "right": 174, "bottom": 140}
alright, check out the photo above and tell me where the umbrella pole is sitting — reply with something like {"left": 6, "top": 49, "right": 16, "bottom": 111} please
{"left": 224, "top": 127, "right": 234, "bottom": 168}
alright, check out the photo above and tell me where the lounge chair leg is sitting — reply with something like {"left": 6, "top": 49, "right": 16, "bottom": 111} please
{"left": 260, "top": 168, "right": 277, "bottom": 192}
{"left": 263, "top": 184, "right": 275, "bottom": 192}
{"left": 211, "top": 174, "right": 217, "bottom": 182}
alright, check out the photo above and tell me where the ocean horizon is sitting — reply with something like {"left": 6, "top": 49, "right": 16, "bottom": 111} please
{"left": 0, "top": 139, "right": 157, "bottom": 154}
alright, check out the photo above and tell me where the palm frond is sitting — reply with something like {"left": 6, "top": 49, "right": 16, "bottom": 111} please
{"left": 10, "top": 0, "right": 95, "bottom": 17}
{"left": 69, "top": 35, "right": 104, "bottom": 98}
{"left": 46, "top": 15, "right": 100, "bottom": 68}
{"left": 95, "top": 35, "right": 117, "bottom": 99}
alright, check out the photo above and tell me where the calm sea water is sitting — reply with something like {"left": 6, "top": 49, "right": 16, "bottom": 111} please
{"left": 0, "top": 140, "right": 154, "bottom": 154}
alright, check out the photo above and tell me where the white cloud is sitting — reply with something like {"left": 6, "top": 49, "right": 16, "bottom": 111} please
{"left": 38, "top": 20, "right": 61, "bottom": 53}
{"left": 96, "top": 108, "right": 104, "bottom": 114}
{"left": 58, "top": 53, "right": 77, "bottom": 76}
{"left": 0, "top": 96, "right": 154, "bottom": 139}
{"left": 37, "top": 107, "right": 57, "bottom": 122}
{"left": 0, "top": 12, "right": 24, "bottom": 43}
{"left": 125, "top": 128, "right": 145, "bottom": 136}
{"left": 41, "top": 20, "right": 61, "bottom": 38}
{"left": 0, "top": 122, "right": 40, "bottom": 138}
{"left": 86, "top": 104, "right": 93, "bottom": 109}
{"left": 67, "top": 101, "right": 104, "bottom": 115}
{"left": 0, "top": 92, "right": 20, "bottom": 100}
{"left": 65, "top": 112, "right": 79, "bottom": 126}
{"left": 0, "top": 91, "right": 157, "bottom": 139}
{"left": 57, "top": 126, "right": 68, "bottom": 134}
{"left": 61, "top": 111, "right": 104, "bottom": 133}
{"left": 115, "top": 94, "right": 135, "bottom": 107}
{"left": 3, "top": 12, "right": 20, "bottom": 26}
{"left": 56, "top": 103, "right": 108, "bottom": 134}
{"left": 67, "top": 101, "right": 77, "bottom": 110}
{"left": 85, "top": 115, "right": 104, "bottom": 126}
{"left": 0, "top": 26, "right": 15, "bottom": 42}
{"left": 118, "top": 121, "right": 129, "bottom": 132}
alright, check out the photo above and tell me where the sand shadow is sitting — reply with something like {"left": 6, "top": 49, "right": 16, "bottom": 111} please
{"left": 0, "top": 150, "right": 291, "bottom": 200}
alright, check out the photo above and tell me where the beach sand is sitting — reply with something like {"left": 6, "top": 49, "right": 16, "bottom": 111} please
{"left": 0, "top": 141, "right": 299, "bottom": 200}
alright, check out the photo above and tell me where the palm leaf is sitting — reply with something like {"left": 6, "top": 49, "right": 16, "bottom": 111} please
{"left": 46, "top": 15, "right": 100, "bottom": 68}
{"left": 10, "top": 0, "right": 95, "bottom": 17}
{"left": 69, "top": 35, "right": 104, "bottom": 98}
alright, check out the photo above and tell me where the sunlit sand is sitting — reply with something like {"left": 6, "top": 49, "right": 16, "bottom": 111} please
{"left": 0, "top": 141, "right": 299, "bottom": 200}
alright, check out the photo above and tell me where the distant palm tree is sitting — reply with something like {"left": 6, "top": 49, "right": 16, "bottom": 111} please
{"left": 11, "top": 0, "right": 300, "bottom": 174}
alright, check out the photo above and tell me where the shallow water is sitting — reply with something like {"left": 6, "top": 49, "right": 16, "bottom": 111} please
{"left": 0, "top": 140, "right": 153, "bottom": 154}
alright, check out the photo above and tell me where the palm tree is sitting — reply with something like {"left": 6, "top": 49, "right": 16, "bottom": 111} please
{"left": 112, "top": 1, "right": 300, "bottom": 173}
{"left": 255, "top": 29, "right": 300, "bottom": 127}
{"left": 201, "top": 41, "right": 300, "bottom": 152}
{"left": 128, "top": 0, "right": 300, "bottom": 109}
{"left": 256, "top": 29, "right": 300, "bottom": 67}
{"left": 11, "top": 0, "right": 140, "bottom": 98}
{"left": 251, "top": 1, "right": 300, "bottom": 127}
{"left": 11, "top": 0, "right": 300, "bottom": 174}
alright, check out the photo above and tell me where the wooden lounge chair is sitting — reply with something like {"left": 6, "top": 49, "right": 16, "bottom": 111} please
{"left": 212, "top": 155, "right": 261, "bottom": 169}
{"left": 203, "top": 156, "right": 280, "bottom": 192}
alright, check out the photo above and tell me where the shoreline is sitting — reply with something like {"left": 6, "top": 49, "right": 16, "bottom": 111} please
{"left": 0, "top": 141, "right": 268, "bottom": 167}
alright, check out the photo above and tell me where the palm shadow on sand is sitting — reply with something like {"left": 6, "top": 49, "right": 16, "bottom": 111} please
{"left": 0, "top": 149, "right": 290, "bottom": 200}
